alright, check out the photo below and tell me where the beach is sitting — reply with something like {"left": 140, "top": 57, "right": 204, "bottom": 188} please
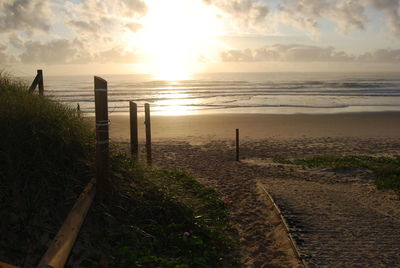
{"left": 103, "top": 112, "right": 400, "bottom": 267}
{"left": 8, "top": 0, "right": 400, "bottom": 264}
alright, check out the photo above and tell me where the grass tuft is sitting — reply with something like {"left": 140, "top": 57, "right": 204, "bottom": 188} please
{"left": 275, "top": 155, "right": 400, "bottom": 195}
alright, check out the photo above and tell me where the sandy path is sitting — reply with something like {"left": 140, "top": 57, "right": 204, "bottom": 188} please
{"left": 118, "top": 140, "right": 303, "bottom": 267}
{"left": 153, "top": 140, "right": 303, "bottom": 268}
{"left": 128, "top": 137, "right": 400, "bottom": 267}
{"left": 259, "top": 178, "right": 400, "bottom": 267}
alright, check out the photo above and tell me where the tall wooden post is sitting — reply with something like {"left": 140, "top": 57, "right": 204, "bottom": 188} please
{"left": 94, "top": 76, "right": 109, "bottom": 197}
{"left": 236, "top": 128, "right": 240, "bottom": 162}
{"left": 28, "top": 69, "right": 44, "bottom": 94}
{"left": 130, "top": 101, "right": 138, "bottom": 159}
{"left": 145, "top": 103, "right": 152, "bottom": 165}
{"left": 38, "top": 69, "right": 44, "bottom": 96}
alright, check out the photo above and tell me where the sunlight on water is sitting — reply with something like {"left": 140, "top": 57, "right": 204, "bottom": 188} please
{"left": 153, "top": 93, "right": 200, "bottom": 115}
{"left": 154, "top": 105, "right": 198, "bottom": 116}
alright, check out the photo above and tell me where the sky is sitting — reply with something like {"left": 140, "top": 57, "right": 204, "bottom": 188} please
{"left": 1, "top": 0, "right": 400, "bottom": 78}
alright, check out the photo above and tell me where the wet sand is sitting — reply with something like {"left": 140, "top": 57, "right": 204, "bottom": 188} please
{"left": 105, "top": 112, "right": 400, "bottom": 143}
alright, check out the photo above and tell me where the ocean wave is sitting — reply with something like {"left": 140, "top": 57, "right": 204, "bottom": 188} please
{"left": 45, "top": 73, "right": 400, "bottom": 115}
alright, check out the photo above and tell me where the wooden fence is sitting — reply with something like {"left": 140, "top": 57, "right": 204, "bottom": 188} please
{"left": 1, "top": 71, "right": 240, "bottom": 268}
{"left": 0, "top": 73, "right": 109, "bottom": 268}
{"left": 35, "top": 76, "right": 110, "bottom": 268}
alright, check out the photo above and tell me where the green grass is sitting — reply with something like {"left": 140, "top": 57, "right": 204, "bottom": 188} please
{"left": 0, "top": 73, "right": 94, "bottom": 265}
{"left": 274, "top": 155, "right": 400, "bottom": 195}
{"left": 0, "top": 73, "right": 239, "bottom": 267}
{"left": 73, "top": 148, "right": 239, "bottom": 267}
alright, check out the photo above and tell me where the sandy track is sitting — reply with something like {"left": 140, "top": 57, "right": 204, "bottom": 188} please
{"left": 151, "top": 141, "right": 303, "bottom": 268}
{"left": 259, "top": 178, "right": 400, "bottom": 267}
{"left": 130, "top": 137, "right": 400, "bottom": 267}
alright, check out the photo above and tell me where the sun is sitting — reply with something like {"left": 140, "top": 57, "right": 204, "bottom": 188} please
{"left": 134, "top": 0, "right": 221, "bottom": 80}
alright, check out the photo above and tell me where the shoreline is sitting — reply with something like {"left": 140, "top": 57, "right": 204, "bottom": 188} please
{"left": 88, "top": 111, "right": 400, "bottom": 142}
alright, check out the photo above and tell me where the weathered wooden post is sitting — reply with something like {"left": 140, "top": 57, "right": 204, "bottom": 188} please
{"left": 130, "top": 101, "right": 139, "bottom": 159}
{"left": 145, "top": 103, "right": 152, "bottom": 165}
{"left": 94, "top": 76, "right": 109, "bottom": 197}
{"left": 29, "top": 69, "right": 44, "bottom": 95}
{"left": 236, "top": 128, "right": 240, "bottom": 161}
{"left": 38, "top": 69, "right": 44, "bottom": 96}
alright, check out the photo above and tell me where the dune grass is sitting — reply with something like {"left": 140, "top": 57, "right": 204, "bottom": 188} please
{"left": 0, "top": 73, "right": 239, "bottom": 267}
{"left": 274, "top": 155, "right": 400, "bottom": 195}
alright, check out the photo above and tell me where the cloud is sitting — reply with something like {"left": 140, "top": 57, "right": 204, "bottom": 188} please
{"left": 331, "top": 1, "right": 367, "bottom": 32}
{"left": 94, "top": 47, "right": 139, "bottom": 63}
{"left": 17, "top": 38, "right": 139, "bottom": 65}
{"left": 19, "top": 39, "right": 87, "bottom": 64}
{"left": 370, "top": 0, "right": 400, "bottom": 35}
{"left": 68, "top": 20, "right": 101, "bottom": 33}
{"left": 203, "top": 0, "right": 270, "bottom": 27}
{"left": 69, "top": 0, "right": 147, "bottom": 20}
{"left": 0, "top": 43, "right": 17, "bottom": 64}
{"left": 277, "top": 0, "right": 400, "bottom": 36}
{"left": 221, "top": 44, "right": 400, "bottom": 63}
{"left": 125, "top": 22, "right": 143, "bottom": 32}
{"left": 221, "top": 44, "right": 355, "bottom": 62}
{"left": 278, "top": 0, "right": 368, "bottom": 35}
{"left": 61, "top": 0, "right": 147, "bottom": 51}
{"left": 358, "top": 48, "right": 400, "bottom": 62}
{"left": 0, "top": 0, "right": 51, "bottom": 33}
{"left": 278, "top": 5, "right": 319, "bottom": 35}
{"left": 0, "top": 0, "right": 148, "bottom": 66}
{"left": 8, "top": 33, "right": 24, "bottom": 49}
{"left": 120, "top": 0, "right": 147, "bottom": 17}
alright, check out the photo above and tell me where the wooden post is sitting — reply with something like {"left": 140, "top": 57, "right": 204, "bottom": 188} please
{"left": 38, "top": 69, "right": 44, "bottom": 96}
{"left": 130, "top": 101, "right": 138, "bottom": 159}
{"left": 236, "top": 128, "right": 240, "bottom": 162}
{"left": 28, "top": 69, "right": 44, "bottom": 95}
{"left": 28, "top": 73, "right": 39, "bottom": 92}
{"left": 94, "top": 76, "right": 109, "bottom": 197}
{"left": 145, "top": 103, "right": 152, "bottom": 165}
{"left": 77, "top": 103, "right": 80, "bottom": 117}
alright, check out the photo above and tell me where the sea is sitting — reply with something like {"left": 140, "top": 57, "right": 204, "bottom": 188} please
{"left": 31, "top": 72, "right": 400, "bottom": 116}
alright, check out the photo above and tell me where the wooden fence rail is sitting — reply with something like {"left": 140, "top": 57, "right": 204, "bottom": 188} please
{"left": 37, "top": 179, "right": 96, "bottom": 268}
